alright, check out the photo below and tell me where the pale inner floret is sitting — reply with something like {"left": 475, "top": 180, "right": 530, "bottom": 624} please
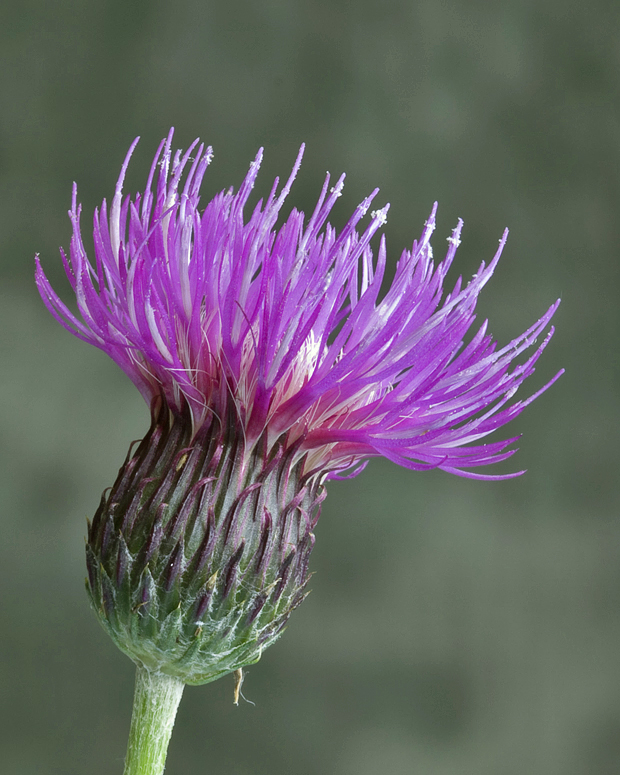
{"left": 238, "top": 325, "right": 384, "bottom": 441}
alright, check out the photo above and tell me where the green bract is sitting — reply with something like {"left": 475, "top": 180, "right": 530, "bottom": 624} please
{"left": 86, "top": 402, "right": 323, "bottom": 684}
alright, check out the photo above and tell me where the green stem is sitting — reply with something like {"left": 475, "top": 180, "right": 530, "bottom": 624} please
{"left": 123, "top": 665, "right": 185, "bottom": 775}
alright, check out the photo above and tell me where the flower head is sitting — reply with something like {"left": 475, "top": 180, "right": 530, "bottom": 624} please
{"left": 36, "top": 130, "right": 561, "bottom": 483}
{"left": 35, "top": 131, "right": 561, "bottom": 683}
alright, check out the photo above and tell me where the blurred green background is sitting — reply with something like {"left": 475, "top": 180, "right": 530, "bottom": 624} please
{"left": 0, "top": 1, "right": 617, "bottom": 773}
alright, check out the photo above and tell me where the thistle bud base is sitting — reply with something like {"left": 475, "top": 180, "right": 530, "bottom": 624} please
{"left": 86, "top": 403, "right": 324, "bottom": 684}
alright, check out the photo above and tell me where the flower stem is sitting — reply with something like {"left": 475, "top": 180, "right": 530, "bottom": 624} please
{"left": 123, "top": 665, "right": 185, "bottom": 775}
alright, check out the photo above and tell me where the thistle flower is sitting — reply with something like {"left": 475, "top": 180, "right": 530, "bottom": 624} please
{"left": 35, "top": 130, "right": 561, "bottom": 687}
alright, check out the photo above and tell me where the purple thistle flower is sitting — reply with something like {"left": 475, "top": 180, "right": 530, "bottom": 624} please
{"left": 36, "top": 129, "right": 561, "bottom": 482}
{"left": 34, "top": 130, "right": 562, "bottom": 685}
